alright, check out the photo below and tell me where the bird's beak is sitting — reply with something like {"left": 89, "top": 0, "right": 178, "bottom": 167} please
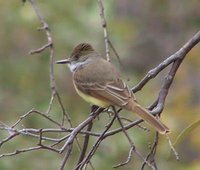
{"left": 56, "top": 58, "right": 71, "bottom": 64}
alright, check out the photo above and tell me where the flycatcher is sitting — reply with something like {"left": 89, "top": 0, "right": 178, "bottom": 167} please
{"left": 56, "top": 43, "right": 170, "bottom": 134}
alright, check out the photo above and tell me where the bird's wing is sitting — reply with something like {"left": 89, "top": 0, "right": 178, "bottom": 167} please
{"left": 74, "top": 75, "right": 135, "bottom": 107}
{"left": 73, "top": 57, "right": 136, "bottom": 107}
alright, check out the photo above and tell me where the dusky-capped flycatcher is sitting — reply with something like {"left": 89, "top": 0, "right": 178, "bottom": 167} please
{"left": 56, "top": 43, "right": 170, "bottom": 134}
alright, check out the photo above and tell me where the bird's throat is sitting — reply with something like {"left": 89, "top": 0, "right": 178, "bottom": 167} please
{"left": 67, "top": 60, "right": 84, "bottom": 72}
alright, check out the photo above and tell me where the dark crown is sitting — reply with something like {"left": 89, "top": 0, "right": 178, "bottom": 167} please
{"left": 71, "top": 43, "right": 94, "bottom": 57}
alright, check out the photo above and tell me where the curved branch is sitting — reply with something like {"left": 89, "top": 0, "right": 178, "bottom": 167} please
{"left": 132, "top": 31, "right": 200, "bottom": 93}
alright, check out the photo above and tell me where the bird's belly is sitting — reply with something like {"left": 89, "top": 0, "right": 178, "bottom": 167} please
{"left": 74, "top": 86, "right": 110, "bottom": 108}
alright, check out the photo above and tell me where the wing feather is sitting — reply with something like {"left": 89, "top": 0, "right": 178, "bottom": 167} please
{"left": 73, "top": 57, "right": 135, "bottom": 107}
{"left": 74, "top": 78, "right": 134, "bottom": 107}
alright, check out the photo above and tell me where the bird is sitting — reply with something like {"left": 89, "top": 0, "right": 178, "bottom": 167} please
{"left": 56, "top": 43, "right": 170, "bottom": 134}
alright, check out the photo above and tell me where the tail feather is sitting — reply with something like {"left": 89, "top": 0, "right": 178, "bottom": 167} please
{"left": 132, "top": 103, "right": 170, "bottom": 134}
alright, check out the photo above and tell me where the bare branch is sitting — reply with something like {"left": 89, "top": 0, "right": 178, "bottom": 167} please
{"left": 60, "top": 144, "right": 73, "bottom": 170}
{"left": 97, "top": 0, "right": 110, "bottom": 61}
{"left": 141, "top": 132, "right": 159, "bottom": 170}
{"left": 113, "top": 107, "right": 155, "bottom": 170}
{"left": 76, "top": 114, "right": 117, "bottom": 170}
{"left": 59, "top": 108, "right": 104, "bottom": 154}
{"left": 0, "top": 145, "right": 59, "bottom": 159}
{"left": 29, "top": 42, "right": 52, "bottom": 54}
{"left": 76, "top": 122, "right": 93, "bottom": 166}
{"left": 1, "top": 1, "right": 199, "bottom": 169}
{"left": 113, "top": 146, "right": 134, "bottom": 168}
{"left": 0, "top": 146, "right": 42, "bottom": 158}
{"left": 133, "top": 31, "right": 200, "bottom": 93}
{"left": 165, "top": 134, "right": 179, "bottom": 160}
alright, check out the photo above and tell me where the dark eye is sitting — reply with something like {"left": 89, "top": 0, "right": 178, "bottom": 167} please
{"left": 74, "top": 55, "right": 79, "bottom": 60}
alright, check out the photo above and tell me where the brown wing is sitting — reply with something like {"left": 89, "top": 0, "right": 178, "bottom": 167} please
{"left": 73, "top": 57, "right": 135, "bottom": 107}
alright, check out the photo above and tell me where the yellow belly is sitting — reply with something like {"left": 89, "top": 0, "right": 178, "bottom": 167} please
{"left": 74, "top": 85, "right": 110, "bottom": 108}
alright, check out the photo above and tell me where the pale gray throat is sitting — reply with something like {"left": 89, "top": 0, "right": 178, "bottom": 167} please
{"left": 68, "top": 59, "right": 90, "bottom": 72}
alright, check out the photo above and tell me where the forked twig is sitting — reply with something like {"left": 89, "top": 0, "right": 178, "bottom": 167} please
{"left": 1, "top": 1, "right": 200, "bottom": 170}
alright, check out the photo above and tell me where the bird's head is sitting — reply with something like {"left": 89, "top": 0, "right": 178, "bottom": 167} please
{"left": 56, "top": 43, "right": 95, "bottom": 71}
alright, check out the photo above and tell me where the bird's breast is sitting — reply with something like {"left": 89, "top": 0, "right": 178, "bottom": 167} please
{"left": 73, "top": 83, "right": 111, "bottom": 108}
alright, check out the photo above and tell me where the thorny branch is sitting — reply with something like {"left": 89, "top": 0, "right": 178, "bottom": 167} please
{"left": 1, "top": 1, "right": 200, "bottom": 170}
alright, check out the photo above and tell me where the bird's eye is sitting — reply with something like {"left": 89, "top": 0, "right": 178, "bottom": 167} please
{"left": 74, "top": 55, "right": 79, "bottom": 60}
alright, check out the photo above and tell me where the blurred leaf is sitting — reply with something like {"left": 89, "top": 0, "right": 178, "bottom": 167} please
{"left": 173, "top": 119, "right": 200, "bottom": 146}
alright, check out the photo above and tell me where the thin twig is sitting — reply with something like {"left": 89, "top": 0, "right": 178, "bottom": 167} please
{"left": 113, "top": 107, "right": 134, "bottom": 146}
{"left": 113, "top": 146, "right": 135, "bottom": 168}
{"left": 11, "top": 108, "right": 62, "bottom": 128}
{"left": 60, "top": 144, "right": 73, "bottom": 170}
{"left": 76, "top": 122, "right": 93, "bottom": 167}
{"left": 0, "top": 145, "right": 59, "bottom": 159}
{"left": 59, "top": 108, "right": 104, "bottom": 154}
{"left": 132, "top": 31, "right": 200, "bottom": 93}
{"left": 113, "top": 107, "right": 155, "bottom": 170}
{"left": 108, "top": 40, "right": 126, "bottom": 74}
{"left": 1, "top": 1, "right": 200, "bottom": 169}
{"left": 29, "top": 42, "right": 52, "bottom": 54}
{"left": 25, "top": 1, "right": 85, "bottom": 168}
{"left": 76, "top": 114, "right": 117, "bottom": 170}
{"left": 97, "top": 0, "right": 110, "bottom": 61}
{"left": 141, "top": 132, "right": 159, "bottom": 170}
{"left": 165, "top": 134, "right": 179, "bottom": 160}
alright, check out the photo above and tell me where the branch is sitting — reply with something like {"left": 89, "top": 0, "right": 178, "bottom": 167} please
{"left": 132, "top": 31, "right": 200, "bottom": 116}
{"left": 59, "top": 108, "right": 104, "bottom": 154}
{"left": 141, "top": 132, "right": 159, "bottom": 170}
{"left": 76, "top": 120, "right": 93, "bottom": 166}
{"left": 97, "top": 1, "right": 125, "bottom": 70}
{"left": 58, "top": 108, "right": 104, "bottom": 169}
{"left": 132, "top": 31, "right": 200, "bottom": 93}
{"left": 75, "top": 114, "right": 117, "bottom": 170}
{"left": 28, "top": 1, "right": 83, "bottom": 159}
{"left": 1, "top": 1, "right": 200, "bottom": 169}
{"left": 113, "top": 107, "right": 155, "bottom": 170}
{"left": 97, "top": 0, "right": 110, "bottom": 61}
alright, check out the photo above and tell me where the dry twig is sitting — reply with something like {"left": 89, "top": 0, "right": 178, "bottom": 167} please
{"left": 0, "top": 1, "right": 200, "bottom": 170}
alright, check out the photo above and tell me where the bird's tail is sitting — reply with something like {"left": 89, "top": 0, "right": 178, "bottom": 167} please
{"left": 131, "top": 103, "right": 170, "bottom": 134}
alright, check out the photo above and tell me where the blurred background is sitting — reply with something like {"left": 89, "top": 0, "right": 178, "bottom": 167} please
{"left": 0, "top": 0, "right": 200, "bottom": 169}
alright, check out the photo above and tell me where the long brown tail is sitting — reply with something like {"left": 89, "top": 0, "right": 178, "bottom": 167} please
{"left": 131, "top": 103, "right": 170, "bottom": 134}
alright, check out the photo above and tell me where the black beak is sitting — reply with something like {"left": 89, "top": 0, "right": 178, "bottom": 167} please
{"left": 56, "top": 58, "right": 71, "bottom": 64}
